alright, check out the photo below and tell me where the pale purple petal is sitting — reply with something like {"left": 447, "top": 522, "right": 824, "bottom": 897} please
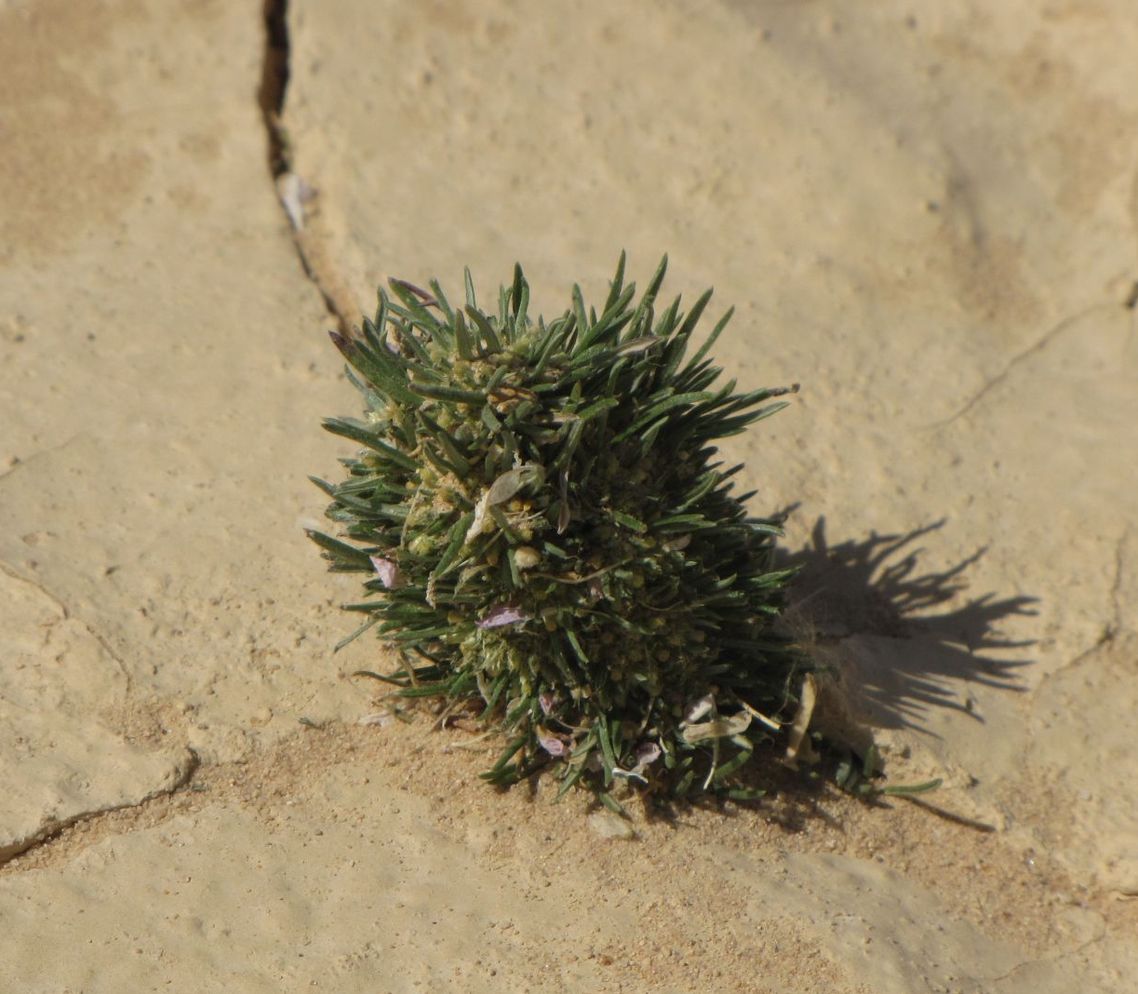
{"left": 476, "top": 604, "right": 531, "bottom": 629}
{"left": 369, "top": 555, "right": 401, "bottom": 589}
{"left": 538, "top": 734, "right": 569, "bottom": 758}
{"left": 635, "top": 742, "right": 662, "bottom": 768}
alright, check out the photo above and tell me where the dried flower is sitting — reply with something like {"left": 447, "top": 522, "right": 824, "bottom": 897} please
{"left": 369, "top": 555, "right": 401, "bottom": 589}
{"left": 537, "top": 733, "right": 570, "bottom": 758}
{"left": 476, "top": 604, "right": 531, "bottom": 629}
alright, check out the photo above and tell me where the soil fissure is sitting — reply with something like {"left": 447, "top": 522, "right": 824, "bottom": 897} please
{"left": 258, "top": 0, "right": 351, "bottom": 332}
{"left": 0, "top": 749, "right": 200, "bottom": 870}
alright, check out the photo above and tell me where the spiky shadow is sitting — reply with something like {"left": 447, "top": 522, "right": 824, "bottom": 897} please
{"left": 777, "top": 516, "right": 1038, "bottom": 732}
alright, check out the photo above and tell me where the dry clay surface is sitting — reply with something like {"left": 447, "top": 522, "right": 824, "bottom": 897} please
{"left": 1, "top": 1, "right": 1137, "bottom": 992}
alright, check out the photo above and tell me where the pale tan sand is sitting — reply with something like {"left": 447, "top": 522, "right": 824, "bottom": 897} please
{"left": 2, "top": 1, "right": 1137, "bottom": 991}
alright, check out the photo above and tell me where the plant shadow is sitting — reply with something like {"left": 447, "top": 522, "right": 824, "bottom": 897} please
{"left": 775, "top": 514, "right": 1039, "bottom": 734}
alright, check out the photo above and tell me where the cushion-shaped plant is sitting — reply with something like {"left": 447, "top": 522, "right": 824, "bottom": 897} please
{"left": 310, "top": 255, "right": 806, "bottom": 807}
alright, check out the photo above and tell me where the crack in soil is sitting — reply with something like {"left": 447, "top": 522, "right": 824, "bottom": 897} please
{"left": 931, "top": 302, "right": 1106, "bottom": 428}
{"left": 0, "top": 558, "right": 134, "bottom": 694}
{"left": 0, "top": 724, "right": 373, "bottom": 876}
{"left": 1036, "top": 528, "right": 1133, "bottom": 691}
{"left": 258, "top": 0, "right": 351, "bottom": 333}
{"left": 2, "top": 2, "right": 366, "bottom": 878}
{"left": 0, "top": 748, "right": 200, "bottom": 869}
{"left": 1106, "top": 529, "right": 1129, "bottom": 637}
{"left": 257, "top": 0, "right": 290, "bottom": 179}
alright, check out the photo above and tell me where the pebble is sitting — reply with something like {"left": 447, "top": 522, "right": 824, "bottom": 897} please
{"left": 587, "top": 811, "right": 637, "bottom": 841}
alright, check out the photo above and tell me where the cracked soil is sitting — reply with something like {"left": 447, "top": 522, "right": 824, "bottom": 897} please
{"left": 2, "top": 1, "right": 1137, "bottom": 992}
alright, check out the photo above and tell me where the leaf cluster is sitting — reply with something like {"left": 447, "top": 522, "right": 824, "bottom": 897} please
{"left": 310, "top": 254, "right": 808, "bottom": 808}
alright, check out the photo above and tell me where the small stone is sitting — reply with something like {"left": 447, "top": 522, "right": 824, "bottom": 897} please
{"left": 587, "top": 811, "right": 636, "bottom": 840}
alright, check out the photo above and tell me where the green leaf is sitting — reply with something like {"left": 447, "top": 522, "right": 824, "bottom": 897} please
{"left": 434, "top": 512, "right": 476, "bottom": 577}
{"left": 602, "top": 251, "right": 627, "bottom": 313}
{"left": 596, "top": 719, "right": 617, "bottom": 785}
{"left": 453, "top": 310, "right": 475, "bottom": 360}
{"left": 334, "top": 617, "right": 380, "bottom": 651}
{"left": 709, "top": 743, "right": 753, "bottom": 783}
{"left": 578, "top": 284, "right": 637, "bottom": 353}
{"left": 350, "top": 667, "right": 408, "bottom": 687}
{"left": 464, "top": 305, "right": 502, "bottom": 353}
{"left": 615, "top": 391, "right": 715, "bottom": 441}
{"left": 677, "top": 471, "right": 721, "bottom": 511}
{"left": 409, "top": 381, "right": 487, "bottom": 405}
{"left": 612, "top": 510, "right": 647, "bottom": 533}
{"left": 321, "top": 418, "right": 419, "bottom": 470}
{"left": 428, "top": 278, "right": 456, "bottom": 326}
{"left": 573, "top": 396, "right": 620, "bottom": 422}
{"left": 463, "top": 266, "right": 478, "bottom": 309}
{"left": 565, "top": 628, "right": 589, "bottom": 664}
{"left": 416, "top": 411, "right": 472, "bottom": 475}
{"left": 306, "top": 530, "right": 374, "bottom": 569}
{"left": 682, "top": 304, "right": 734, "bottom": 374}
{"left": 329, "top": 332, "right": 421, "bottom": 408}
{"left": 725, "top": 787, "right": 767, "bottom": 802}
{"left": 598, "top": 791, "right": 628, "bottom": 816}
{"left": 512, "top": 267, "right": 530, "bottom": 331}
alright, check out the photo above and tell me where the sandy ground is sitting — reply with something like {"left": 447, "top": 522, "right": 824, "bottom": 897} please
{"left": 2, "top": 1, "right": 1137, "bottom": 991}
